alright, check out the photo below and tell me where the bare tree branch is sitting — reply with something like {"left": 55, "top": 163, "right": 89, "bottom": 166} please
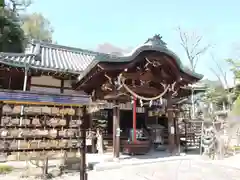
{"left": 177, "top": 26, "right": 211, "bottom": 71}
{"left": 8, "top": 0, "right": 32, "bottom": 12}
{"left": 210, "top": 67, "right": 225, "bottom": 88}
{"left": 210, "top": 54, "right": 229, "bottom": 89}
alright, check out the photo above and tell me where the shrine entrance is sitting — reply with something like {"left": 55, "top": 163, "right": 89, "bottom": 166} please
{"left": 74, "top": 34, "right": 203, "bottom": 158}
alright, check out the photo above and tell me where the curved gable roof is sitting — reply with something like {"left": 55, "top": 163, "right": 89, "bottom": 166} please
{"left": 77, "top": 35, "right": 203, "bottom": 82}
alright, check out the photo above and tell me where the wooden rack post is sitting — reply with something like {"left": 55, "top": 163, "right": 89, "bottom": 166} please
{"left": 113, "top": 101, "right": 120, "bottom": 158}
{"left": 80, "top": 105, "right": 87, "bottom": 180}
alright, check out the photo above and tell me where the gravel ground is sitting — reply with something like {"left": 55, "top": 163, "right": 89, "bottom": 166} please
{"left": 1, "top": 159, "right": 240, "bottom": 180}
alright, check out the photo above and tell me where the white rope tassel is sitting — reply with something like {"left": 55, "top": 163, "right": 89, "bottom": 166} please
{"left": 160, "top": 97, "right": 163, "bottom": 105}
{"left": 149, "top": 100, "right": 153, "bottom": 107}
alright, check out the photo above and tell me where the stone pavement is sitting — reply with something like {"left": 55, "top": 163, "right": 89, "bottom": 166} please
{"left": 215, "top": 154, "right": 240, "bottom": 169}
{"left": 0, "top": 152, "right": 197, "bottom": 170}
{"left": 1, "top": 153, "right": 240, "bottom": 180}
{"left": 1, "top": 159, "right": 240, "bottom": 180}
{"left": 72, "top": 159, "right": 240, "bottom": 180}
{"left": 92, "top": 152, "right": 200, "bottom": 171}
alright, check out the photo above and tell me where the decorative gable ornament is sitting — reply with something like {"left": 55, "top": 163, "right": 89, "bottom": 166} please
{"left": 145, "top": 34, "right": 167, "bottom": 48}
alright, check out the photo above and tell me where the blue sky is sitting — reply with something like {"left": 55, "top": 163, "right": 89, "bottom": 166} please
{"left": 26, "top": 0, "right": 240, "bottom": 85}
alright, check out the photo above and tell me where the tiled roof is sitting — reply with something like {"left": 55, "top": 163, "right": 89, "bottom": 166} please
{"left": 0, "top": 36, "right": 203, "bottom": 82}
{"left": 0, "top": 40, "right": 100, "bottom": 74}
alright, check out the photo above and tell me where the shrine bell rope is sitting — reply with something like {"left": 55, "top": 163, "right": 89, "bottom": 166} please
{"left": 117, "top": 73, "right": 173, "bottom": 101}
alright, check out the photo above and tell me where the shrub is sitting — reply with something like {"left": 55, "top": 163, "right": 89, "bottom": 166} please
{"left": 0, "top": 165, "right": 13, "bottom": 174}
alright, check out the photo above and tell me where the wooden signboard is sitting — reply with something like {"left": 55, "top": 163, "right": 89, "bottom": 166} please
{"left": 0, "top": 90, "right": 90, "bottom": 106}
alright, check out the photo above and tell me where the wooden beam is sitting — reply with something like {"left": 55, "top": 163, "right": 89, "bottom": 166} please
{"left": 146, "top": 54, "right": 180, "bottom": 76}
{"left": 122, "top": 71, "right": 157, "bottom": 82}
{"left": 99, "top": 60, "right": 137, "bottom": 71}
{"left": 104, "top": 93, "right": 130, "bottom": 102}
{"left": 180, "top": 72, "right": 198, "bottom": 83}
{"left": 122, "top": 67, "right": 174, "bottom": 84}
{"left": 30, "top": 84, "right": 73, "bottom": 90}
{"left": 124, "top": 85, "right": 161, "bottom": 96}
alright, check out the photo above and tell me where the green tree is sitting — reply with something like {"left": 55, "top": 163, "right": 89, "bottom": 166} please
{"left": 227, "top": 58, "right": 240, "bottom": 99}
{"left": 204, "top": 85, "right": 229, "bottom": 109}
{"left": 0, "top": 6, "right": 25, "bottom": 52}
{"left": 21, "top": 13, "right": 53, "bottom": 42}
{"left": 201, "top": 55, "right": 234, "bottom": 111}
{"left": 0, "top": 0, "right": 34, "bottom": 53}
{"left": 227, "top": 59, "right": 240, "bottom": 82}
{"left": 0, "top": 0, "right": 4, "bottom": 7}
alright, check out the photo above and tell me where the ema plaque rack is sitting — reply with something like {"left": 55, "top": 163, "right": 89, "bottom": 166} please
{"left": 0, "top": 90, "right": 89, "bottom": 179}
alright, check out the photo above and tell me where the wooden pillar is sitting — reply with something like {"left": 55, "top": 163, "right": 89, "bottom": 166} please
{"left": 144, "top": 107, "right": 149, "bottom": 127}
{"left": 60, "top": 79, "right": 64, "bottom": 93}
{"left": 0, "top": 102, "right": 2, "bottom": 125}
{"left": 184, "top": 120, "right": 188, "bottom": 153}
{"left": 113, "top": 108, "right": 116, "bottom": 157}
{"left": 116, "top": 105, "right": 120, "bottom": 157}
{"left": 174, "top": 114, "right": 180, "bottom": 155}
{"left": 60, "top": 79, "right": 68, "bottom": 166}
{"left": 80, "top": 106, "right": 87, "bottom": 180}
{"left": 167, "top": 93, "right": 175, "bottom": 154}
{"left": 113, "top": 101, "right": 120, "bottom": 158}
{"left": 89, "top": 113, "right": 96, "bottom": 153}
{"left": 133, "top": 97, "right": 137, "bottom": 142}
{"left": 26, "top": 75, "right": 31, "bottom": 91}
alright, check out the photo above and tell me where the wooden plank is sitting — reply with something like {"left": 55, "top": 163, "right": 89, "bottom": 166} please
{"left": 0, "top": 90, "right": 90, "bottom": 106}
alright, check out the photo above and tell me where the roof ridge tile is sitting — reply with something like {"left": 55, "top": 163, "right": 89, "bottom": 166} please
{"left": 30, "top": 40, "right": 106, "bottom": 56}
